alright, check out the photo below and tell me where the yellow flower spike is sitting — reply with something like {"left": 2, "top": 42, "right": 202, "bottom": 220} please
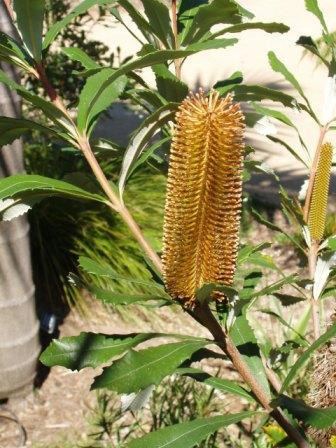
{"left": 308, "top": 142, "right": 333, "bottom": 242}
{"left": 162, "top": 90, "right": 245, "bottom": 306}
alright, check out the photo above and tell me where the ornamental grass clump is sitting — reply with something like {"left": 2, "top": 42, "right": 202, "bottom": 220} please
{"left": 308, "top": 142, "right": 333, "bottom": 242}
{"left": 162, "top": 90, "right": 245, "bottom": 305}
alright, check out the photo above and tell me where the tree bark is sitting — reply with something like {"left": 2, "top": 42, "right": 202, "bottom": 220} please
{"left": 0, "top": 1, "right": 40, "bottom": 398}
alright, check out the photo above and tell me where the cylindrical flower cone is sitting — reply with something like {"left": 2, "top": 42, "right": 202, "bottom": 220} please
{"left": 162, "top": 90, "right": 245, "bottom": 306}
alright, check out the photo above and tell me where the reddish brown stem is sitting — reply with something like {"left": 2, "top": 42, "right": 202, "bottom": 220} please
{"left": 171, "top": 0, "right": 181, "bottom": 79}
{"left": 191, "top": 304, "right": 309, "bottom": 448}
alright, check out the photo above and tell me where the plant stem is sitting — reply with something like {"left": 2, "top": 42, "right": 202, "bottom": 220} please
{"left": 191, "top": 303, "right": 309, "bottom": 448}
{"left": 308, "top": 240, "right": 320, "bottom": 339}
{"left": 35, "top": 63, "right": 163, "bottom": 274}
{"left": 171, "top": 0, "right": 182, "bottom": 79}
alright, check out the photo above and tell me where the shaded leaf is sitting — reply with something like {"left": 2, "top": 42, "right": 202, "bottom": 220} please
{"left": 92, "top": 340, "right": 208, "bottom": 392}
{"left": 0, "top": 116, "right": 58, "bottom": 148}
{"left": 281, "top": 323, "right": 336, "bottom": 392}
{"left": 77, "top": 68, "right": 127, "bottom": 133}
{"left": 153, "top": 64, "right": 188, "bottom": 102}
{"left": 40, "top": 332, "right": 160, "bottom": 370}
{"left": 90, "top": 284, "right": 171, "bottom": 305}
{"left": 0, "top": 31, "right": 32, "bottom": 70}
{"left": 272, "top": 394, "right": 336, "bottom": 429}
{"left": 13, "top": 0, "right": 45, "bottom": 61}
{"left": 126, "top": 411, "right": 259, "bottom": 448}
{"left": 230, "top": 315, "right": 271, "bottom": 397}
{"left": 187, "top": 37, "right": 238, "bottom": 51}
{"left": 177, "top": 367, "right": 255, "bottom": 402}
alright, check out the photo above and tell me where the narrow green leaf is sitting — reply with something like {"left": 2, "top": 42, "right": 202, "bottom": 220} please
{"left": 43, "top": 0, "right": 116, "bottom": 49}
{"left": 230, "top": 315, "right": 271, "bottom": 397}
{"left": 281, "top": 323, "right": 336, "bottom": 392}
{"left": 0, "top": 174, "right": 105, "bottom": 206}
{"left": 258, "top": 309, "right": 309, "bottom": 346}
{"left": 126, "top": 411, "right": 259, "bottom": 448}
{"left": 211, "top": 21, "right": 289, "bottom": 39}
{"left": 40, "top": 332, "right": 160, "bottom": 370}
{"left": 272, "top": 394, "right": 336, "bottom": 429}
{"left": 141, "top": 0, "right": 174, "bottom": 48}
{"left": 268, "top": 51, "right": 315, "bottom": 118}
{"left": 224, "top": 84, "right": 297, "bottom": 108}
{"left": 267, "top": 135, "right": 309, "bottom": 168}
{"left": 304, "top": 0, "right": 329, "bottom": 33}
{"left": 13, "top": 0, "right": 45, "bottom": 61}
{"left": 0, "top": 31, "right": 32, "bottom": 71}
{"left": 0, "top": 117, "right": 58, "bottom": 148}
{"left": 111, "top": 0, "right": 154, "bottom": 45}
{"left": 186, "top": 37, "right": 238, "bottom": 51}
{"left": 296, "top": 35, "right": 329, "bottom": 67}
{"left": 77, "top": 68, "right": 127, "bottom": 133}
{"left": 177, "top": 367, "right": 255, "bottom": 402}
{"left": 61, "top": 47, "right": 100, "bottom": 69}
{"left": 248, "top": 275, "right": 297, "bottom": 302}
{"left": 92, "top": 340, "right": 208, "bottom": 392}
{"left": 118, "top": 103, "right": 176, "bottom": 196}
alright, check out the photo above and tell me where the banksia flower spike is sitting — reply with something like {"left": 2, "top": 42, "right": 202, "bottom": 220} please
{"left": 308, "top": 142, "right": 333, "bottom": 242}
{"left": 162, "top": 90, "right": 245, "bottom": 306}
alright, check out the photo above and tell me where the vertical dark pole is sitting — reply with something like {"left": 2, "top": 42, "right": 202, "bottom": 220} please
{"left": 0, "top": 1, "right": 40, "bottom": 398}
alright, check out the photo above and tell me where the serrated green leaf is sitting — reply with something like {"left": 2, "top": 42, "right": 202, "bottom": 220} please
{"left": 126, "top": 411, "right": 259, "bottom": 448}
{"left": 281, "top": 323, "right": 336, "bottom": 392}
{"left": 153, "top": 64, "right": 188, "bottom": 102}
{"left": 43, "top": 0, "right": 116, "bottom": 49}
{"left": 182, "top": 0, "right": 242, "bottom": 45}
{"left": 0, "top": 117, "right": 58, "bottom": 148}
{"left": 216, "top": 84, "right": 296, "bottom": 107}
{"left": 229, "top": 315, "right": 271, "bottom": 397}
{"left": 141, "top": 0, "right": 174, "bottom": 48}
{"left": 92, "top": 340, "right": 208, "bottom": 392}
{"left": 40, "top": 332, "right": 160, "bottom": 370}
{"left": 177, "top": 367, "right": 256, "bottom": 402}
{"left": 304, "top": 0, "right": 328, "bottom": 33}
{"left": 0, "top": 174, "right": 105, "bottom": 216}
{"left": 77, "top": 68, "right": 127, "bottom": 133}
{"left": 248, "top": 275, "right": 297, "bottom": 302}
{"left": 178, "top": 0, "right": 208, "bottom": 45}
{"left": 13, "top": 0, "right": 45, "bottom": 61}
{"left": 186, "top": 37, "right": 238, "bottom": 51}
{"left": 272, "top": 394, "right": 336, "bottom": 429}
{"left": 79, "top": 256, "right": 164, "bottom": 291}
{"left": 61, "top": 47, "right": 100, "bottom": 69}
{"left": 211, "top": 21, "right": 289, "bottom": 39}
{"left": 89, "top": 284, "right": 171, "bottom": 305}
{"left": 213, "top": 70, "right": 243, "bottom": 94}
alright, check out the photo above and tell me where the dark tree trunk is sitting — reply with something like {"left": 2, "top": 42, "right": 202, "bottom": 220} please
{"left": 0, "top": 1, "right": 40, "bottom": 398}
